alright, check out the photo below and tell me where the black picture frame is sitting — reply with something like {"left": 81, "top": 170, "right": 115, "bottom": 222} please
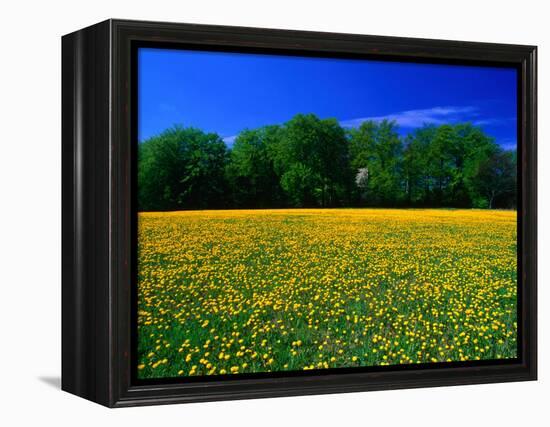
{"left": 62, "top": 19, "right": 537, "bottom": 407}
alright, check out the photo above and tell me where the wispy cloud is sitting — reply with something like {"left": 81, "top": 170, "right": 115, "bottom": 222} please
{"left": 220, "top": 106, "right": 514, "bottom": 148}
{"left": 222, "top": 135, "right": 237, "bottom": 146}
{"left": 340, "top": 106, "right": 479, "bottom": 129}
{"left": 472, "top": 117, "right": 516, "bottom": 127}
{"left": 499, "top": 138, "right": 517, "bottom": 151}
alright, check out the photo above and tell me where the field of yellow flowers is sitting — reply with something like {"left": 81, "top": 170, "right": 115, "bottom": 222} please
{"left": 137, "top": 209, "right": 517, "bottom": 379}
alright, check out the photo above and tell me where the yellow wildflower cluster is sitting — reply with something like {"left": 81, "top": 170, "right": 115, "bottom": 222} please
{"left": 137, "top": 209, "right": 517, "bottom": 378}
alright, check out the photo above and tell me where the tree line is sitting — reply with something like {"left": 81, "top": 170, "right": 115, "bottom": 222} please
{"left": 138, "top": 113, "right": 517, "bottom": 211}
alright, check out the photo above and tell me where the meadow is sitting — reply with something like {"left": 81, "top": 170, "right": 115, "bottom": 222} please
{"left": 137, "top": 209, "right": 517, "bottom": 379}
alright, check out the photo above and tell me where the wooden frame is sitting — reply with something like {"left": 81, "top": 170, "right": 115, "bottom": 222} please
{"left": 62, "top": 19, "right": 537, "bottom": 407}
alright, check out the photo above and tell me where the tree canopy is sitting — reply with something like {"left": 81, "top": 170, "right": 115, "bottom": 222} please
{"left": 138, "top": 115, "right": 516, "bottom": 211}
{"left": 138, "top": 126, "right": 228, "bottom": 211}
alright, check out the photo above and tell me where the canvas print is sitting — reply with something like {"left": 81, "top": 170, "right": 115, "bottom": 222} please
{"left": 136, "top": 48, "right": 518, "bottom": 379}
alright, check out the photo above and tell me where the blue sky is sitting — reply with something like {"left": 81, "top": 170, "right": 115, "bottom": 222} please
{"left": 138, "top": 48, "right": 517, "bottom": 150}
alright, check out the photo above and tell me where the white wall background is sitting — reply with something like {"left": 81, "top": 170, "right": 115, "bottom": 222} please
{"left": 0, "top": 0, "right": 546, "bottom": 425}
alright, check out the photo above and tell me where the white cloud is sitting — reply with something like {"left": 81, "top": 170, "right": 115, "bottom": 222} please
{"left": 499, "top": 139, "right": 517, "bottom": 151}
{"left": 222, "top": 106, "right": 515, "bottom": 148}
{"left": 340, "top": 106, "right": 479, "bottom": 129}
{"left": 222, "top": 135, "right": 237, "bottom": 146}
{"left": 472, "top": 117, "right": 516, "bottom": 126}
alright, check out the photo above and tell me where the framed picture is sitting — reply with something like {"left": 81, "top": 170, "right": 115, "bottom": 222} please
{"left": 62, "top": 19, "right": 537, "bottom": 407}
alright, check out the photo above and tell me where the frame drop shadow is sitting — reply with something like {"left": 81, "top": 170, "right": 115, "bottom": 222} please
{"left": 38, "top": 376, "right": 61, "bottom": 389}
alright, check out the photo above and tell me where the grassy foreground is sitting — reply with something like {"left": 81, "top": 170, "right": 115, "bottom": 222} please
{"left": 137, "top": 209, "right": 517, "bottom": 379}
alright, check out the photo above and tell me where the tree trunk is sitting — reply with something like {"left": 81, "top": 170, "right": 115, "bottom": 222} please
{"left": 489, "top": 190, "right": 495, "bottom": 209}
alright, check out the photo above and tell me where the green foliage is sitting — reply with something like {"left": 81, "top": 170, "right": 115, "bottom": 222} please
{"left": 348, "top": 120, "right": 404, "bottom": 205}
{"left": 138, "top": 125, "right": 228, "bottom": 210}
{"left": 402, "top": 123, "right": 513, "bottom": 208}
{"left": 280, "top": 162, "right": 318, "bottom": 207}
{"left": 225, "top": 126, "right": 284, "bottom": 208}
{"left": 275, "top": 114, "right": 350, "bottom": 207}
{"left": 137, "top": 116, "right": 517, "bottom": 211}
{"left": 472, "top": 150, "right": 516, "bottom": 209}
